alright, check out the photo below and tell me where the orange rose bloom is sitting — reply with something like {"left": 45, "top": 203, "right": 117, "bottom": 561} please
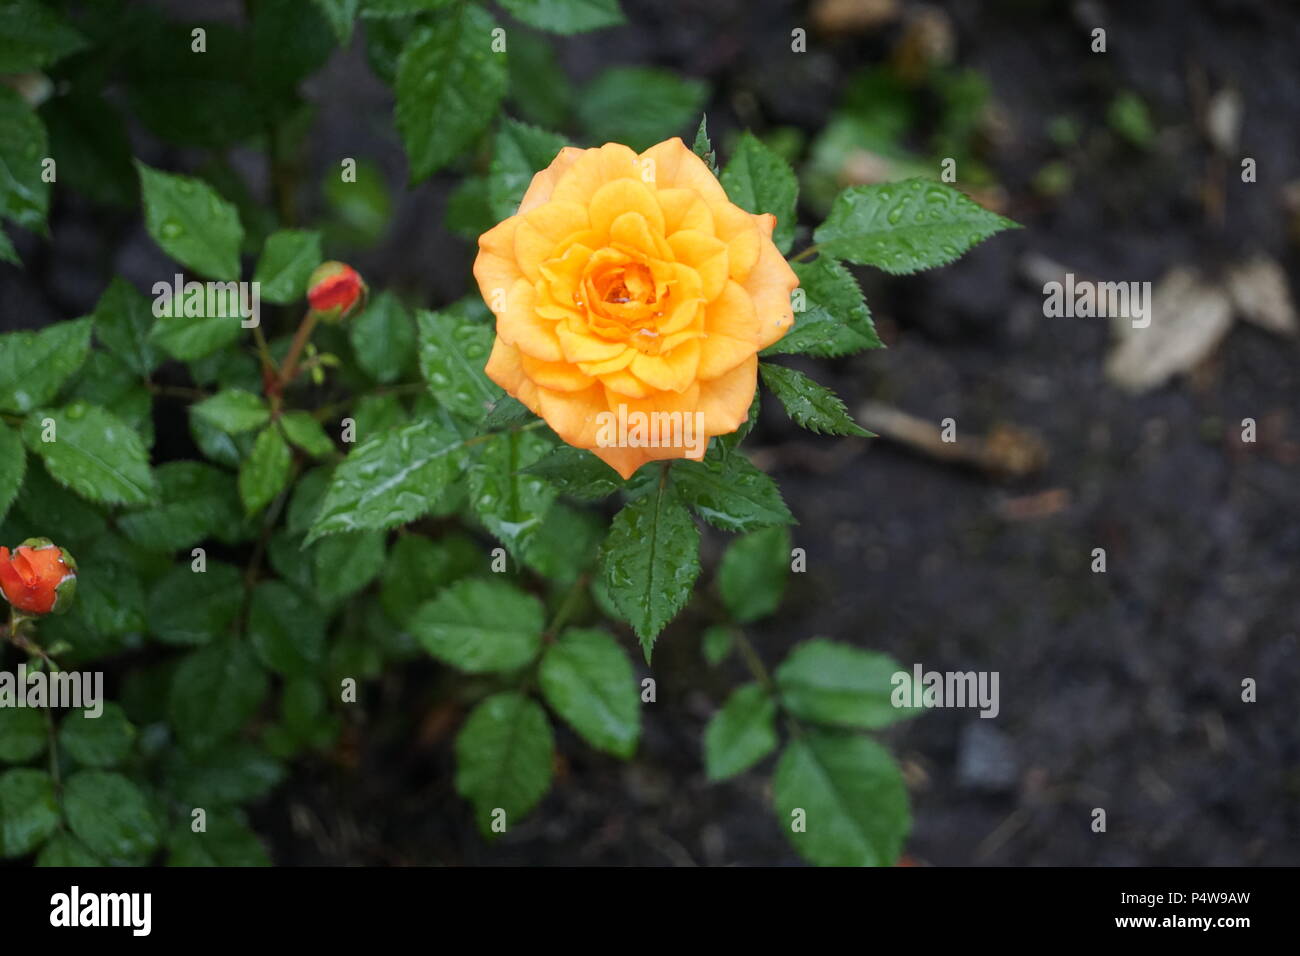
{"left": 473, "top": 137, "right": 799, "bottom": 479}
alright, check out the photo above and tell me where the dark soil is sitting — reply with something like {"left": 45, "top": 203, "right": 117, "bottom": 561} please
{"left": 5, "top": 0, "right": 1299, "bottom": 865}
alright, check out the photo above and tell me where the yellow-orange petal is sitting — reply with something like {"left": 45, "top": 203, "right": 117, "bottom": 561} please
{"left": 638, "top": 138, "right": 727, "bottom": 205}
{"left": 550, "top": 143, "right": 642, "bottom": 206}
{"left": 497, "top": 279, "right": 563, "bottom": 362}
{"left": 536, "top": 383, "right": 610, "bottom": 447}
{"left": 521, "top": 353, "right": 596, "bottom": 392}
{"left": 519, "top": 146, "right": 586, "bottom": 214}
{"left": 656, "top": 187, "right": 714, "bottom": 235}
{"left": 697, "top": 354, "right": 758, "bottom": 434}
{"left": 630, "top": 338, "right": 701, "bottom": 393}
{"left": 744, "top": 239, "right": 800, "bottom": 350}
{"left": 485, "top": 338, "right": 541, "bottom": 413}
{"left": 588, "top": 178, "right": 666, "bottom": 239}
{"left": 668, "top": 230, "right": 729, "bottom": 301}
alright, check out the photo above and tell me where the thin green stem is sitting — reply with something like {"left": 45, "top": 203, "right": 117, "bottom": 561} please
{"left": 543, "top": 573, "right": 590, "bottom": 643}
{"left": 789, "top": 243, "right": 821, "bottom": 263}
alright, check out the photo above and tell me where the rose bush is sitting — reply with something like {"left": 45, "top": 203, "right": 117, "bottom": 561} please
{"left": 0, "top": 0, "right": 1015, "bottom": 866}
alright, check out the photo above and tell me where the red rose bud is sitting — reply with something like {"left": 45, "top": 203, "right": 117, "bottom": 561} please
{"left": 307, "top": 261, "right": 367, "bottom": 323}
{"left": 0, "top": 538, "right": 77, "bottom": 616}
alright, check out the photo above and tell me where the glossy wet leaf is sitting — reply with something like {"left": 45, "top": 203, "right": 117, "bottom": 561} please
{"left": 395, "top": 5, "right": 508, "bottom": 182}
{"left": 813, "top": 178, "right": 1018, "bottom": 275}
{"left": 350, "top": 290, "right": 415, "bottom": 384}
{"left": 498, "top": 0, "right": 624, "bottom": 34}
{"left": 718, "top": 525, "right": 791, "bottom": 623}
{"left": 416, "top": 308, "right": 502, "bottom": 422}
{"left": 89, "top": 277, "right": 161, "bottom": 377}
{"left": 722, "top": 131, "right": 798, "bottom": 253}
{"left": 0, "top": 317, "right": 92, "bottom": 413}
{"left": 119, "top": 461, "right": 241, "bottom": 553}
{"left": 673, "top": 453, "right": 793, "bottom": 533}
{"left": 249, "top": 580, "right": 326, "bottom": 676}
{"left": 412, "top": 577, "right": 544, "bottom": 673}
{"left": 599, "top": 481, "right": 700, "bottom": 659}
{"left": 704, "top": 683, "right": 777, "bottom": 780}
{"left": 239, "top": 425, "right": 292, "bottom": 516}
{"left": 63, "top": 770, "right": 162, "bottom": 863}
{"left": 0, "top": 768, "right": 59, "bottom": 858}
{"left": 22, "top": 402, "right": 156, "bottom": 506}
{"left": 253, "top": 228, "right": 322, "bottom": 304}
{"left": 193, "top": 389, "right": 270, "bottom": 435}
{"left": 773, "top": 731, "right": 910, "bottom": 867}
{"left": 760, "top": 363, "right": 869, "bottom": 437}
{"left": 137, "top": 162, "right": 244, "bottom": 280}
{"left": 147, "top": 561, "right": 243, "bottom": 646}
{"left": 0, "top": 425, "right": 24, "bottom": 525}
{"left": 539, "top": 628, "right": 640, "bottom": 758}
{"left": 169, "top": 638, "right": 269, "bottom": 754}
{"left": 764, "top": 257, "right": 882, "bottom": 358}
{"left": 454, "top": 692, "right": 554, "bottom": 835}
{"left": 776, "top": 638, "right": 919, "bottom": 729}
{"left": 59, "top": 703, "right": 136, "bottom": 769}
{"left": 306, "top": 418, "right": 467, "bottom": 543}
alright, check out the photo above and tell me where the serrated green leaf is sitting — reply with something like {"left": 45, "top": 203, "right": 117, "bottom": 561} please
{"left": 63, "top": 770, "right": 162, "bottom": 863}
{"left": 167, "top": 812, "right": 271, "bottom": 866}
{"left": 249, "top": 580, "right": 326, "bottom": 676}
{"left": 599, "top": 481, "right": 700, "bottom": 659}
{"left": 704, "top": 683, "right": 777, "bottom": 781}
{"left": 498, "top": 0, "right": 624, "bottom": 34}
{"left": 65, "top": 351, "right": 153, "bottom": 447}
{"left": 759, "top": 363, "right": 868, "bottom": 437}
{"left": 169, "top": 638, "right": 269, "bottom": 754}
{"left": 253, "top": 229, "right": 322, "bottom": 304}
{"left": 520, "top": 500, "right": 604, "bottom": 583}
{"left": 673, "top": 454, "right": 792, "bottom": 532}
{"left": 147, "top": 561, "right": 243, "bottom": 646}
{"left": 379, "top": 532, "right": 479, "bottom": 626}
{"left": 90, "top": 278, "right": 161, "bottom": 377}
{"left": 0, "top": 1, "right": 86, "bottom": 74}
{"left": 0, "top": 318, "right": 92, "bottom": 414}
{"left": 119, "top": 462, "right": 241, "bottom": 553}
{"left": 524, "top": 444, "right": 623, "bottom": 501}
{"left": 577, "top": 67, "right": 706, "bottom": 153}
{"left": 280, "top": 411, "right": 335, "bottom": 459}
{"left": 59, "top": 703, "right": 135, "bottom": 769}
{"left": 776, "top": 638, "right": 918, "bottom": 729}
{"left": 481, "top": 395, "right": 534, "bottom": 431}
{"left": 504, "top": 26, "right": 572, "bottom": 130}
{"left": 35, "top": 832, "right": 102, "bottom": 866}
{"left": 487, "top": 118, "right": 566, "bottom": 219}
{"left": 691, "top": 114, "right": 717, "bottom": 174}
{"left": 311, "top": 530, "right": 385, "bottom": 605}
{"left": 22, "top": 402, "right": 156, "bottom": 506}
{"left": 362, "top": 0, "right": 459, "bottom": 16}
{"left": 305, "top": 418, "right": 467, "bottom": 542}
{"left": 395, "top": 5, "right": 508, "bottom": 182}
{"left": 765, "top": 257, "right": 882, "bottom": 358}
{"left": 773, "top": 731, "right": 910, "bottom": 867}
{"left": 137, "top": 162, "right": 244, "bottom": 280}
{"left": 0, "top": 768, "right": 59, "bottom": 858}
{"left": 412, "top": 577, "right": 544, "bottom": 673}
{"left": 0, "top": 707, "right": 44, "bottom": 764}
{"left": 813, "top": 178, "right": 1017, "bottom": 274}
{"left": 193, "top": 389, "right": 270, "bottom": 434}
{"left": 349, "top": 290, "right": 414, "bottom": 384}
{"left": 719, "top": 525, "right": 790, "bottom": 624}
{"left": 0, "top": 426, "right": 24, "bottom": 525}
{"left": 468, "top": 429, "right": 556, "bottom": 560}
{"left": 454, "top": 692, "right": 554, "bottom": 835}
{"left": 539, "top": 627, "right": 640, "bottom": 758}
{"left": 0, "top": 86, "right": 51, "bottom": 233}
{"left": 239, "top": 425, "right": 292, "bottom": 516}
{"left": 162, "top": 742, "right": 285, "bottom": 808}
{"left": 416, "top": 308, "right": 502, "bottom": 422}
{"left": 722, "top": 131, "right": 798, "bottom": 253}
{"left": 150, "top": 306, "right": 244, "bottom": 362}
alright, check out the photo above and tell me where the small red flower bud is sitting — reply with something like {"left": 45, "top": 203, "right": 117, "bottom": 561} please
{"left": 307, "top": 261, "right": 367, "bottom": 323}
{"left": 0, "top": 538, "right": 78, "bottom": 616}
